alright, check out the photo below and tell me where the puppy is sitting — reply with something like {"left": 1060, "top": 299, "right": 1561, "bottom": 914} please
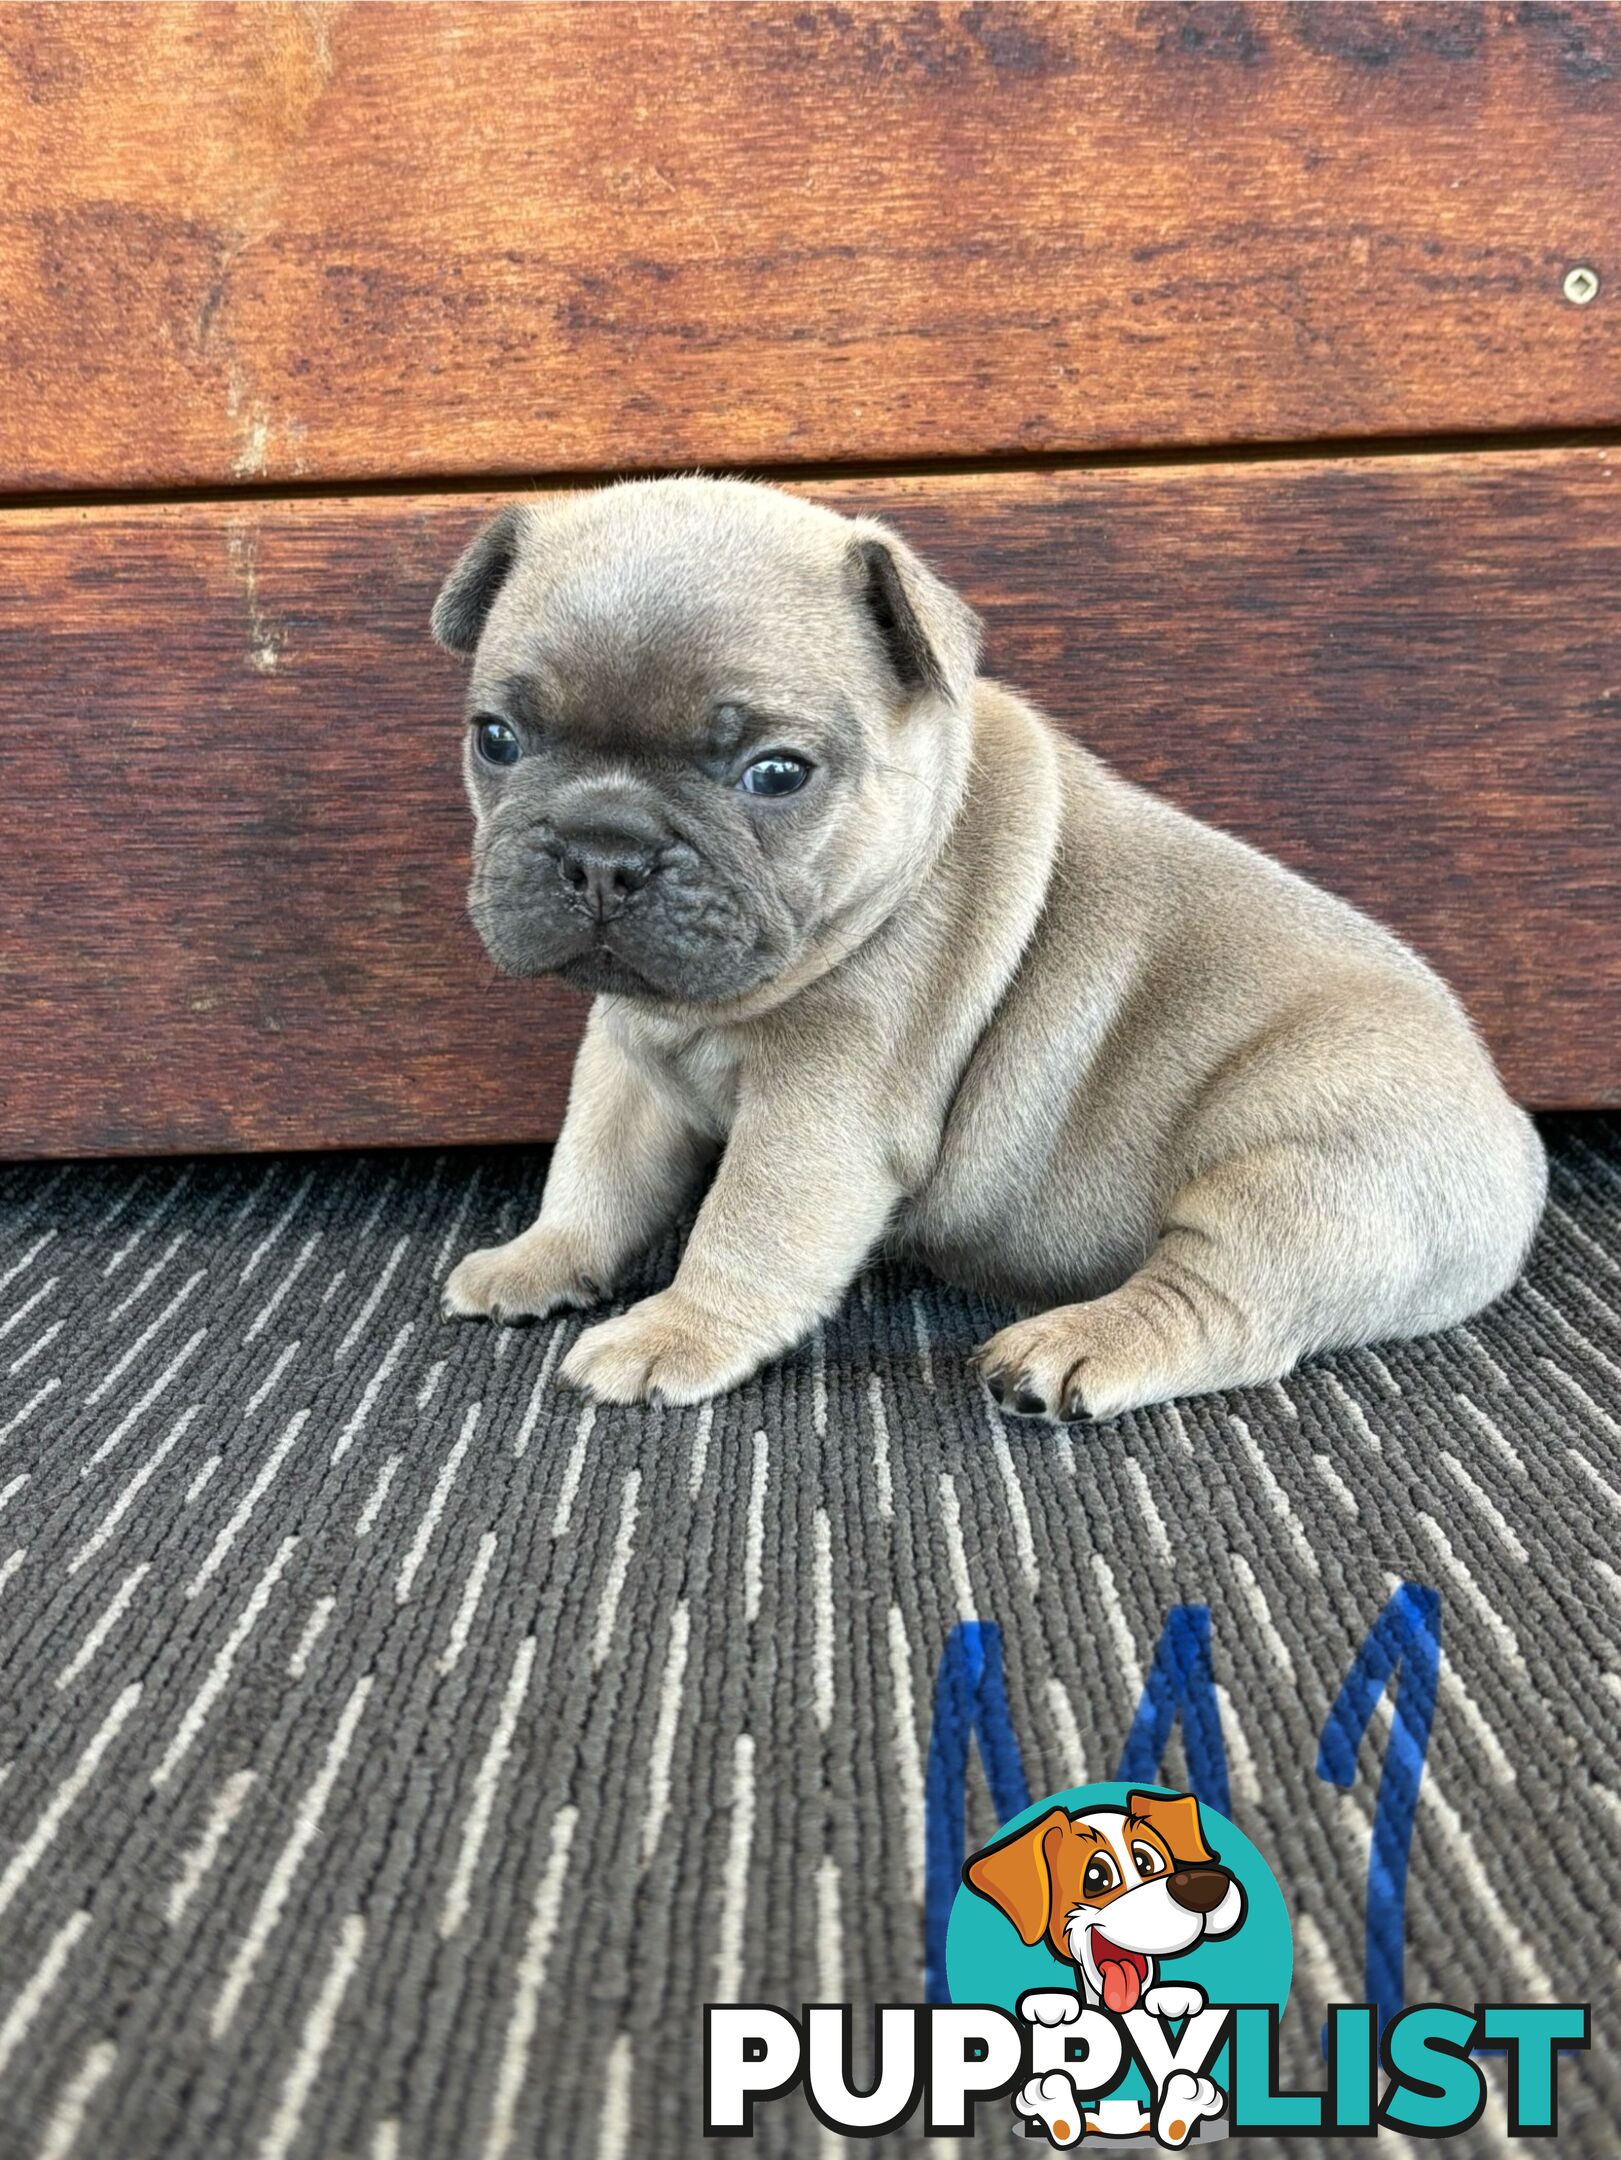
{"left": 968, "top": 1790, "right": 1239, "bottom": 2147}
{"left": 434, "top": 476, "right": 1544, "bottom": 1417}
{"left": 965, "top": 1789, "right": 1244, "bottom": 2018}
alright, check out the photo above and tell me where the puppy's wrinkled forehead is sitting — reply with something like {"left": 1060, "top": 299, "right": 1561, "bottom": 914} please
{"left": 473, "top": 480, "right": 875, "bottom": 734}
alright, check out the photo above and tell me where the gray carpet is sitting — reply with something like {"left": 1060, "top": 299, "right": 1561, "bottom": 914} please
{"left": 0, "top": 1121, "right": 1618, "bottom": 2159}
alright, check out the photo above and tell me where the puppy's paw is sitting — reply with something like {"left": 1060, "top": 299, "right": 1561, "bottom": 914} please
{"left": 560, "top": 1289, "right": 759, "bottom": 1405}
{"left": 1154, "top": 2070, "right": 1223, "bottom": 2148}
{"left": 978, "top": 1294, "right": 1184, "bottom": 1423}
{"left": 442, "top": 1233, "right": 604, "bottom": 1325}
{"left": 1143, "top": 1981, "right": 1206, "bottom": 2023}
{"left": 1015, "top": 2071, "right": 1085, "bottom": 2148}
{"left": 977, "top": 1310, "right": 1099, "bottom": 1423}
{"left": 1018, "top": 1989, "right": 1085, "bottom": 2028}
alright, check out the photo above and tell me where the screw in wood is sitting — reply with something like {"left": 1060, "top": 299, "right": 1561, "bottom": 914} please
{"left": 1562, "top": 264, "right": 1601, "bottom": 305}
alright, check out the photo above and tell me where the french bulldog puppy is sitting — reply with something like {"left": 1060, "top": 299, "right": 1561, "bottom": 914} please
{"left": 434, "top": 477, "right": 1544, "bottom": 1419}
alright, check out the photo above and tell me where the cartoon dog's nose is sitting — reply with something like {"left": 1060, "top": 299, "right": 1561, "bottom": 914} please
{"left": 555, "top": 829, "right": 657, "bottom": 923}
{"left": 1166, "top": 1866, "right": 1231, "bottom": 1914}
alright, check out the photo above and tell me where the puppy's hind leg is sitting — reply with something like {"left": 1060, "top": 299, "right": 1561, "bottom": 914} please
{"left": 977, "top": 1230, "right": 1287, "bottom": 1422}
{"left": 977, "top": 1157, "right": 1320, "bottom": 1419}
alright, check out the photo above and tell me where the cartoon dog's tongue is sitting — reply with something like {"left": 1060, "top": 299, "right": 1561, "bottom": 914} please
{"left": 1091, "top": 1932, "right": 1147, "bottom": 2014}
{"left": 1099, "top": 1957, "right": 1140, "bottom": 2014}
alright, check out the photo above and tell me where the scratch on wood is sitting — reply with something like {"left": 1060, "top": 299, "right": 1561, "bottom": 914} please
{"left": 203, "top": 5, "right": 343, "bottom": 473}
{"left": 225, "top": 366, "right": 272, "bottom": 481}
{"left": 224, "top": 520, "right": 284, "bottom": 674}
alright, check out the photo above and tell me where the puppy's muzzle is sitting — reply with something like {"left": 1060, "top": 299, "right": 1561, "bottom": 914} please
{"left": 552, "top": 822, "right": 660, "bottom": 925}
{"left": 1166, "top": 1866, "right": 1231, "bottom": 1915}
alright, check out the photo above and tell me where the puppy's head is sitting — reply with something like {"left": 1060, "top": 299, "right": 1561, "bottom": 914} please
{"left": 965, "top": 1791, "right": 1246, "bottom": 2012}
{"left": 431, "top": 476, "right": 980, "bottom": 1007}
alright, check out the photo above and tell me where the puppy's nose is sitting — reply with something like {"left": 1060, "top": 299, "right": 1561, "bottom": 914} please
{"left": 555, "top": 829, "right": 656, "bottom": 922}
{"left": 1166, "top": 1866, "right": 1231, "bottom": 1914}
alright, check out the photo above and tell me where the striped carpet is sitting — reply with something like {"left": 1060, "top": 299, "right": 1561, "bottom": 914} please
{"left": 0, "top": 1121, "right": 1617, "bottom": 2158}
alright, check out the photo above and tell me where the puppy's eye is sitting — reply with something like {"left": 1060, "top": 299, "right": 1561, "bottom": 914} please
{"left": 738, "top": 753, "right": 811, "bottom": 798}
{"left": 1131, "top": 1843, "right": 1165, "bottom": 1878}
{"left": 1082, "top": 1856, "right": 1118, "bottom": 1899}
{"left": 473, "top": 717, "right": 521, "bottom": 768}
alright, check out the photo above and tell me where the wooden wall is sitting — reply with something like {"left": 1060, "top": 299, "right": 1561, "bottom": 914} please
{"left": 1, "top": 3, "right": 1617, "bottom": 1156}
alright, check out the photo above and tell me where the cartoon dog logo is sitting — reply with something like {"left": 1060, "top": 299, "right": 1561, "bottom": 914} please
{"left": 964, "top": 1788, "right": 1247, "bottom": 2147}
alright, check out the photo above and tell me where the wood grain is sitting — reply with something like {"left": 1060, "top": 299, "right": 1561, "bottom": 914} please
{"left": 1, "top": 449, "right": 1615, "bottom": 1158}
{"left": 0, "top": 2, "right": 1617, "bottom": 490}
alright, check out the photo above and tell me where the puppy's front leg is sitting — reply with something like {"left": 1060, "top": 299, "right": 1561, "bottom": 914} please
{"left": 561, "top": 1090, "right": 899, "bottom": 1405}
{"left": 444, "top": 1009, "right": 709, "bottom": 1324}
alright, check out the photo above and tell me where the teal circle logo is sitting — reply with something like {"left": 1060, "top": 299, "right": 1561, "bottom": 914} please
{"left": 947, "top": 1783, "right": 1292, "bottom": 2139}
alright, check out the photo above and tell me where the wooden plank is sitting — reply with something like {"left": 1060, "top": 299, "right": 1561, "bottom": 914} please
{"left": 1, "top": 2, "right": 1618, "bottom": 490}
{"left": 0, "top": 448, "right": 1615, "bottom": 1158}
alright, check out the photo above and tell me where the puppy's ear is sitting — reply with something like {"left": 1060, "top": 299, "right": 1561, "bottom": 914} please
{"left": 1126, "top": 1789, "right": 1215, "bottom": 1869}
{"left": 964, "top": 1806, "right": 1071, "bottom": 1946}
{"left": 431, "top": 506, "right": 529, "bottom": 654}
{"left": 848, "top": 523, "right": 981, "bottom": 705}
